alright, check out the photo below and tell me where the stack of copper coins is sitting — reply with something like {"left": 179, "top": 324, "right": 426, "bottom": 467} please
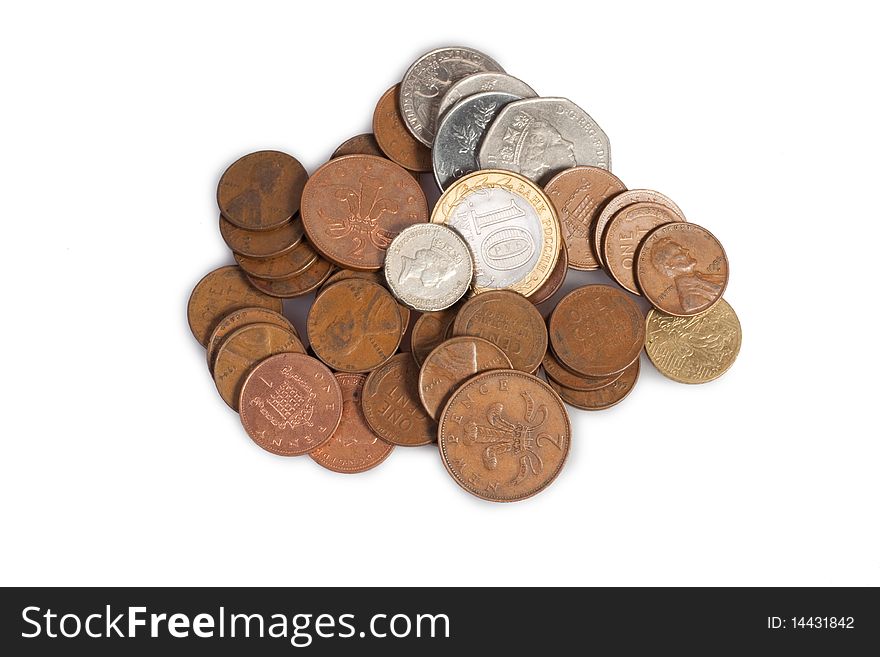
{"left": 188, "top": 46, "right": 741, "bottom": 503}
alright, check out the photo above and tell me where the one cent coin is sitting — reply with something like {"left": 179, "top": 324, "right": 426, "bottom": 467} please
{"left": 219, "top": 213, "right": 304, "bottom": 259}
{"left": 549, "top": 285, "right": 644, "bottom": 377}
{"left": 541, "top": 349, "right": 622, "bottom": 392}
{"left": 635, "top": 222, "right": 728, "bottom": 317}
{"left": 528, "top": 241, "right": 567, "bottom": 305}
{"left": 373, "top": 84, "right": 433, "bottom": 173}
{"left": 206, "top": 307, "right": 297, "bottom": 373}
{"left": 362, "top": 353, "right": 436, "bottom": 447}
{"left": 309, "top": 373, "right": 394, "bottom": 473}
{"left": 645, "top": 298, "right": 741, "bottom": 384}
{"left": 300, "top": 155, "right": 429, "bottom": 271}
{"left": 544, "top": 166, "right": 626, "bottom": 270}
{"left": 548, "top": 359, "right": 640, "bottom": 411}
{"left": 418, "top": 336, "right": 512, "bottom": 420}
{"left": 331, "top": 134, "right": 385, "bottom": 160}
{"left": 410, "top": 309, "right": 458, "bottom": 368}
{"left": 318, "top": 268, "right": 410, "bottom": 330}
{"left": 187, "top": 265, "right": 282, "bottom": 346}
{"left": 218, "top": 150, "right": 308, "bottom": 231}
{"left": 438, "top": 369, "right": 571, "bottom": 502}
{"left": 233, "top": 239, "right": 318, "bottom": 281}
{"left": 245, "top": 255, "right": 334, "bottom": 298}
{"left": 452, "top": 289, "right": 547, "bottom": 373}
{"left": 239, "top": 352, "right": 342, "bottom": 456}
{"left": 307, "top": 279, "right": 403, "bottom": 372}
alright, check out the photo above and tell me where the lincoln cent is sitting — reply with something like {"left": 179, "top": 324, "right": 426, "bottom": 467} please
{"left": 362, "top": 354, "right": 436, "bottom": 446}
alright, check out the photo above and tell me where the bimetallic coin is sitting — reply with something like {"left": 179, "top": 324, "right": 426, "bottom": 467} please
{"left": 373, "top": 84, "right": 433, "bottom": 173}
{"left": 361, "top": 354, "right": 436, "bottom": 447}
{"left": 478, "top": 97, "right": 610, "bottom": 185}
{"left": 331, "top": 134, "right": 385, "bottom": 160}
{"left": 436, "top": 72, "right": 537, "bottom": 120}
{"left": 245, "top": 255, "right": 334, "bottom": 298}
{"left": 206, "top": 307, "right": 297, "bottom": 373}
{"left": 548, "top": 359, "right": 640, "bottom": 411}
{"left": 528, "top": 241, "right": 567, "bottom": 305}
{"left": 239, "top": 353, "right": 342, "bottom": 456}
{"left": 433, "top": 91, "right": 521, "bottom": 190}
{"left": 219, "top": 213, "right": 304, "bottom": 259}
{"left": 636, "top": 222, "right": 728, "bottom": 317}
{"left": 399, "top": 46, "right": 505, "bottom": 146}
{"left": 383, "top": 224, "right": 473, "bottom": 312}
{"left": 431, "top": 170, "right": 560, "bottom": 296}
{"left": 438, "top": 369, "right": 571, "bottom": 502}
{"left": 411, "top": 309, "right": 458, "bottom": 368}
{"left": 541, "top": 349, "right": 622, "bottom": 392}
{"left": 233, "top": 239, "right": 318, "bottom": 281}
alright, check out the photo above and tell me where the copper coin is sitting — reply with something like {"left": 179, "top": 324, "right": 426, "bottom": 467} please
{"left": 239, "top": 352, "right": 342, "bottom": 456}
{"left": 528, "top": 242, "right": 568, "bottom": 305}
{"left": 245, "top": 255, "right": 334, "bottom": 298}
{"left": 541, "top": 349, "right": 622, "bottom": 392}
{"left": 300, "top": 155, "right": 429, "bottom": 271}
{"left": 635, "top": 222, "right": 728, "bottom": 317}
{"left": 548, "top": 358, "right": 640, "bottom": 411}
{"left": 187, "top": 265, "right": 282, "bottom": 346}
{"left": 331, "top": 134, "right": 385, "bottom": 160}
{"left": 603, "top": 202, "right": 684, "bottom": 294}
{"left": 549, "top": 285, "right": 644, "bottom": 377}
{"left": 544, "top": 166, "right": 626, "bottom": 270}
{"left": 206, "top": 307, "right": 297, "bottom": 373}
{"left": 309, "top": 373, "right": 394, "bottom": 473}
{"left": 212, "top": 322, "right": 305, "bottom": 410}
{"left": 318, "top": 268, "right": 410, "bottom": 330}
{"left": 362, "top": 353, "right": 436, "bottom": 446}
{"left": 410, "top": 309, "right": 458, "bottom": 368}
{"left": 218, "top": 150, "right": 308, "bottom": 231}
{"left": 438, "top": 369, "right": 571, "bottom": 502}
{"left": 307, "top": 279, "right": 403, "bottom": 372}
{"left": 219, "top": 213, "right": 305, "bottom": 259}
{"left": 452, "top": 290, "right": 547, "bottom": 373}
{"left": 418, "top": 336, "right": 512, "bottom": 420}
{"left": 373, "top": 84, "right": 433, "bottom": 173}
{"left": 233, "top": 239, "right": 318, "bottom": 280}
{"left": 593, "top": 189, "right": 685, "bottom": 268}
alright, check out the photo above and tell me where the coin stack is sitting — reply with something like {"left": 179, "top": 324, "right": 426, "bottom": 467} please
{"left": 188, "top": 46, "right": 741, "bottom": 503}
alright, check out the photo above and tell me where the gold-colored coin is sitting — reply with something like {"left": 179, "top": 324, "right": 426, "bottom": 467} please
{"left": 644, "top": 298, "right": 741, "bottom": 384}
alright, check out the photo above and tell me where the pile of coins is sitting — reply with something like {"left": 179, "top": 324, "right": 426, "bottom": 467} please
{"left": 188, "top": 46, "right": 741, "bottom": 502}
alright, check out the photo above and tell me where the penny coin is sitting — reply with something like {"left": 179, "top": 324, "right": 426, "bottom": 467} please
{"left": 399, "top": 46, "right": 505, "bottom": 146}
{"left": 213, "top": 322, "right": 304, "bottom": 410}
{"left": 233, "top": 239, "right": 318, "bottom": 281}
{"left": 541, "top": 349, "right": 622, "bottom": 392}
{"left": 548, "top": 359, "right": 640, "bottom": 411}
{"left": 332, "top": 134, "right": 385, "bottom": 160}
{"left": 418, "top": 336, "right": 511, "bottom": 420}
{"left": 206, "top": 307, "right": 297, "bottom": 373}
{"left": 592, "top": 189, "right": 685, "bottom": 268}
{"left": 239, "top": 352, "right": 342, "bottom": 456}
{"left": 603, "top": 202, "right": 684, "bottom": 294}
{"left": 528, "top": 241, "right": 567, "bottom": 305}
{"left": 549, "top": 285, "right": 644, "bottom": 377}
{"left": 438, "top": 369, "right": 570, "bottom": 502}
{"left": 218, "top": 150, "right": 308, "bottom": 231}
{"left": 431, "top": 170, "right": 560, "bottom": 296}
{"left": 436, "top": 71, "right": 537, "bottom": 120}
{"left": 245, "top": 255, "right": 334, "bottom": 298}
{"left": 307, "top": 279, "right": 403, "bottom": 372}
{"left": 319, "top": 269, "right": 410, "bottom": 330}
{"left": 645, "top": 298, "right": 741, "bottom": 383}
{"left": 411, "top": 309, "right": 458, "bottom": 368}
{"left": 383, "top": 223, "right": 473, "bottom": 311}
{"left": 478, "top": 97, "right": 611, "bottom": 185}
{"left": 373, "top": 84, "right": 433, "bottom": 173}
{"left": 187, "top": 265, "right": 283, "bottom": 346}
{"left": 300, "top": 155, "right": 429, "bottom": 271}
{"left": 219, "top": 213, "right": 305, "bottom": 259}
{"left": 452, "top": 289, "right": 547, "bottom": 373}
{"left": 309, "top": 373, "right": 394, "bottom": 473}
{"left": 544, "top": 166, "right": 626, "bottom": 270}
{"left": 361, "top": 353, "right": 436, "bottom": 446}
{"left": 636, "top": 222, "right": 728, "bottom": 317}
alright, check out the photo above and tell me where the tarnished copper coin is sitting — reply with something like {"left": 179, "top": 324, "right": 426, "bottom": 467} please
{"left": 187, "top": 265, "right": 283, "bottom": 346}
{"left": 219, "top": 213, "right": 305, "bottom": 259}
{"left": 438, "top": 369, "right": 570, "bottom": 502}
{"left": 549, "top": 285, "right": 644, "bottom": 377}
{"left": 541, "top": 349, "right": 622, "bottom": 392}
{"left": 331, "top": 134, "right": 385, "bottom": 160}
{"left": 239, "top": 353, "right": 342, "bottom": 456}
{"left": 307, "top": 279, "right": 403, "bottom": 372}
{"left": 246, "top": 255, "right": 334, "bottom": 298}
{"left": 544, "top": 166, "right": 626, "bottom": 270}
{"left": 636, "top": 222, "right": 728, "bottom": 317}
{"left": 548, "top": 359, "right": 640, "bottom": 411}
{"left": 603, "top": 202, "right": 684, "bottom": 294}
{"left": 318, "top": 268, "right": 410, "bottom": 330}
{"left": 362, "top": 353, "right": 436, "bottom": 447}
{"left": 212, "top": 322, "right": 305, "bottom": 410}
{"left": 418, "top": 336, "right": 512, "bottom": 420}
{"left": 411, "top": 309, "right": 458, "bottom": 368}
{"left": 528, "top": 242, "right": 567, "bottom": 305}
{"left": 300, "top": 155, "right": 429, "bottom": 271}
{"left": 373, "top": 84, "right": 433, "bottom": 173}
{"left": 309, "top": 373, "right": 394, "bottom": 473}
{"left": 218, "top": 150, "right": 308, "bottom": 231}
{"left": 233, "top": 239, "right": 318, "bottom": 281}
{"left": 206, "top": 307, "right": 297, "bottom": 373}
{"left": 452, "top": 290, "right": 547, "bottom": 373}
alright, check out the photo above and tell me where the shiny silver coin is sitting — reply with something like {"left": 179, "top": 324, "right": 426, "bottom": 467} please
{"left": 477, "top": 97, "right": 611, "bottom": 185}
{"left": 433, "top": 91, "right": 521, "bottom": 191}
{"left": 436, "top": 72, "right": 537, "bottom": 121}
{"left": 383, "top": 224, "right": 473, "bottom": 312}
{"left": 399, "top": 47, "right": 505, "bottom": 147}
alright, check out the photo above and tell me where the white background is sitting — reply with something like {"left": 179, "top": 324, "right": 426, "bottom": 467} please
{"left": 1, "top": 1, "right": 877, "bottom": 587}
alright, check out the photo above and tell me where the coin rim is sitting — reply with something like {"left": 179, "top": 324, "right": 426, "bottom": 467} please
{"left": 548, "top": 359, "right": 640, "bottom": 411}
{"left": 361, "top": 353, "right": 436, "bottom": 447}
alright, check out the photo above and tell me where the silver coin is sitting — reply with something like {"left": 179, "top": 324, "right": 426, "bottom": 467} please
{"left": 399, "top": 47, "right": 505, "bottom": 147}
{"left": 433, "top": 91, "right": 521, "bottom": 191}
{"left": 436, "top": 72, "right": 537, "bottom": 121}
{"left": 383, "top": 224, "right": 473, "bottom": 312}
{"left": 477, "top": 97, "right": 611, "bottom": 185}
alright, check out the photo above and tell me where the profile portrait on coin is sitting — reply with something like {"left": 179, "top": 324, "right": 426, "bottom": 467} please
{"left": 325, "top": 289, "right": 399, "bottom": 357}
{"left": 518, "top": 119, "right": 576, "bottom": 182}
{"left": 650, "top": 237, "right": 724, "bottom": 315}
{"left": 225, "top": 157, "right": 283, "bottom": 224}
{"left": 397, "top": 238, "right": 457, "bottom": 289}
